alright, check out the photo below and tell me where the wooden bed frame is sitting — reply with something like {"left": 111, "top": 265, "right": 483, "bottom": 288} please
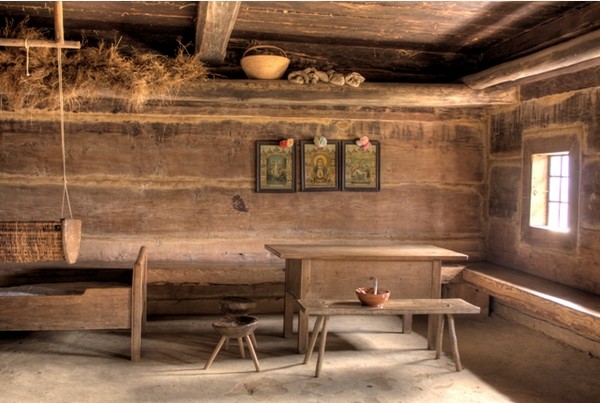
{"left": 0, "top": 246, "right": 147, "bottom": 361}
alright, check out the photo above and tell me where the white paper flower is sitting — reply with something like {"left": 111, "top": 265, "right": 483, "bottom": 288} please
{"left": 314, "top": 136, "right": 328, "bottom": 148}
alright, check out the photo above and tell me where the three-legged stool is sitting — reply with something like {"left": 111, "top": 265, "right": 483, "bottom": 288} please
{"left": 218, "top": 297, "right": 258, "bottom": 349}
{"left": 203, "top": 315, "right": 260, "bottom": 372}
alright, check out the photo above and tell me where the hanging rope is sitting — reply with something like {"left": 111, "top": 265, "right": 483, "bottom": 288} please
{"left": 57, "top": 47, "right": 73, "bottom": 219}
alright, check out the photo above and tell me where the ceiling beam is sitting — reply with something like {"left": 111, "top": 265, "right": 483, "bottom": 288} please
{"left": 462, "top": 29, "right": 600, "bottom": 90}
{"left": 168, "top": 80, "right": 519, "bottom": 108}
{"left": 195, "top": 1, "right": 240, "bottom": 65}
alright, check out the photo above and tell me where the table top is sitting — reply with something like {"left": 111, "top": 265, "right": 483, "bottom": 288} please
{"left": 265, "top": 244, "right": 468, "bottom": 261}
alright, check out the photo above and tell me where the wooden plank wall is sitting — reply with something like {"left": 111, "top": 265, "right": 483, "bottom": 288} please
{"left": 486, "top": 65, "right": 600, "bottom": 295}
{"left": 0, "top": 100, "right": 486, "bottom": 314}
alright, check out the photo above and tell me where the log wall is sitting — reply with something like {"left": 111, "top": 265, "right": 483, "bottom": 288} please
{"left": 0, "top": 100, "right": 486, "bottom": 314}
{"left": 486, "top": 66, "right": 600, "bottom": 294}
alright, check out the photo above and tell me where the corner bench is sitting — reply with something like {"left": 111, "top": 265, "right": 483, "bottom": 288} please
{"left": 461, "top": 262, "right": 600, "bottom": 351}
{"left": 299, "top": 298, "right": 480, "bottom": 377}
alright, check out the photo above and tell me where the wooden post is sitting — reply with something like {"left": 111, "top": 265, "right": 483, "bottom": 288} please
{"left": 54, "top": 1, "right": 64, "bottom": 43}
{"left": 195, "top": 1, "right": 241, "bottom": 65}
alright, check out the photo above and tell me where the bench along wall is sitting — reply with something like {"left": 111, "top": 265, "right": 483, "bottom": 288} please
{"left": 0, "top": 96, "right": 486, "bottom": 315}
{"left": 486, "top": 66, "right": 600, "bottom": 295}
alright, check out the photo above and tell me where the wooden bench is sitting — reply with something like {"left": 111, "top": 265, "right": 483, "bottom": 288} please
{"left": 0, "top": 246, "right": 148, "bottom": 361}
{"left": 461, "top": 262, "right": 600, "bottom": 354}
{"left": 299, "top": 298, "right": 480, "bottom": 377}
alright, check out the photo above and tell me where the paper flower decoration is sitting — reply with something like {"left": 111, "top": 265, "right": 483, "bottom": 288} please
{"left": 313, "top": 136, "right": 328, "bottom": 148}
{"left": 355, "top": 136, "right": 371, "bottom": 150}
{"left": 279, "top": 138, "right": 294, "bottom": 149}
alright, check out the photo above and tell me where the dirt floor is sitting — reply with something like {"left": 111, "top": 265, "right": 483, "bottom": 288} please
{"left": 1, "top": 314, "right": 599, "bottom": 402}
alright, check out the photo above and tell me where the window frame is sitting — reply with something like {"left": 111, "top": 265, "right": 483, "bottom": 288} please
{"left": 521, "top": 134, "right": 580, "bottom": 249}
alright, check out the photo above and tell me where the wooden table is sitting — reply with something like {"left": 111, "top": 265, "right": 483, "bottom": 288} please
{"left": 264, "top": 244, "right": 468, "bottom": 353}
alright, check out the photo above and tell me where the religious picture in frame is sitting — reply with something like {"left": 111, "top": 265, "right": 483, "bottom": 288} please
{"left": 342, "top": 140, "right": 380, "bottom": 191}
{"left": 300, "top": 139, "right": 340, "bottom": 191}
{"left": 256, "top": 140, "right": 296, "bottom": 192}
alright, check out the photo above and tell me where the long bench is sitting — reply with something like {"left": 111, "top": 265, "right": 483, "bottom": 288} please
{"left": 299, "top": 298, "right": 480, "bottom": 377}
{"left": 461, "top": 261, "right": 600, "bottom": 354}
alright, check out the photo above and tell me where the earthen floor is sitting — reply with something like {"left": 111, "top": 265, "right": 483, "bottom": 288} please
{"left": 1, "top": 314, "right": 599, "bottom": 402}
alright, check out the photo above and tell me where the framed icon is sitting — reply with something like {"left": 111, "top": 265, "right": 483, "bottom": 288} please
{"left": 300, "top": 140, "right": 340, "bottom": 191}
{"left": 342, "top": 140, "right": 380, "bottom": 191}
{"left": 256, "top": 140, "right": 296, "bottom": 192}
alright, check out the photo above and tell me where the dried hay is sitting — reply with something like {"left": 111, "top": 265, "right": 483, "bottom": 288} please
{"left": 0, "top": 18, "right": 209, "bottom": 112}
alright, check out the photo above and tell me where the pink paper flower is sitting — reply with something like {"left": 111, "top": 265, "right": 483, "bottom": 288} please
{"left": 355, "top": 136, "right": 371, "bottom": 149}
{"left": 279, "top": 138, "right": 294, "bottom": 149}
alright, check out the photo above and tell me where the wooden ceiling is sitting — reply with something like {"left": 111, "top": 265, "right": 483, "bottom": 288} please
{"left": 1, "top": 1, "right": 600, "bottom": 87}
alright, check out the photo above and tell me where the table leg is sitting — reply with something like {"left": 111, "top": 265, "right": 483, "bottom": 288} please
{"left": 315, "top": 315, "right": 329, "bottom": 378}
{"left": 435, "top": 314, "right": 445, "bottom": 359}
{"left": 284, "top": 289, "right": 295, "bottom": 338}
{"left": 298, "top": 310, "right": 309, "bottom": 354}
{"left": 428, "top": 259, "right": 443, "bottom": 349}
{"left": 402, "top": 314, "right": 413, "bottom": 334}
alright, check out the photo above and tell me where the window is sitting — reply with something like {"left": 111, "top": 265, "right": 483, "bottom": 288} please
{"left": 521, "top": 133, "right": 580, "bottom": 249}
{"left": 530, "top": 152, "right": 569, "bottom": 232}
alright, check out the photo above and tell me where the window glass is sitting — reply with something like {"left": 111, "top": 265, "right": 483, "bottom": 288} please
{"left": 530, "top": 152, "right": 569, "bottom": 231}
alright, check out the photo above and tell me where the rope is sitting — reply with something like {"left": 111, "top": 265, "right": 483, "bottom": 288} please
{"left": 57, "top": 47, "right": 73, "bottom": 219}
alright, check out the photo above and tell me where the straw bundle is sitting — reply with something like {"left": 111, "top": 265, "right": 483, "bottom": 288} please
{"left": 0, "top": 18, "right": 209, "bottom": 112}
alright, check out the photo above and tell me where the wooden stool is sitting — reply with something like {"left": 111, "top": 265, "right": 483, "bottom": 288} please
{"left": 203, "top": 315, "right": 260, "bottom": 372}
{"left": 219, "top": 297, "right": 258, "bottom": 348}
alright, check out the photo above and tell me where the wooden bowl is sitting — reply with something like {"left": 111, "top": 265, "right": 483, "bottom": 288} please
{"left": 355, "top": 287, "right": 390, "bottom": 308}
{"left": 212, "top": 316, "right": 258, "bottom": 338}
{"left": 219, "top": 297, "right": 257, "bottom": 315}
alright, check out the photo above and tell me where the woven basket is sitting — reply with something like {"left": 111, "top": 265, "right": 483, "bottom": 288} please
{"left": 241, "top": 45, "right": 290, "bottom": 80}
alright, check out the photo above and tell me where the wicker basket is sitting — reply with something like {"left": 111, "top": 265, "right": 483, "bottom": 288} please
{"left": 241, "top": 45, "right": 290, "bottom": 80}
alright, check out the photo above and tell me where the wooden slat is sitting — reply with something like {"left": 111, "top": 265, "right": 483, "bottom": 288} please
{"left": 195, "top": 1, "right": 240, "bottom": 65}
{"left": 298, "top": 298, "right": 480, "bottom": 315}
{"left": 0, "top": 288, "right": 131, "bottom": 331}
{"left": 0, "top": 38, "right": 80, "bottom": 49}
